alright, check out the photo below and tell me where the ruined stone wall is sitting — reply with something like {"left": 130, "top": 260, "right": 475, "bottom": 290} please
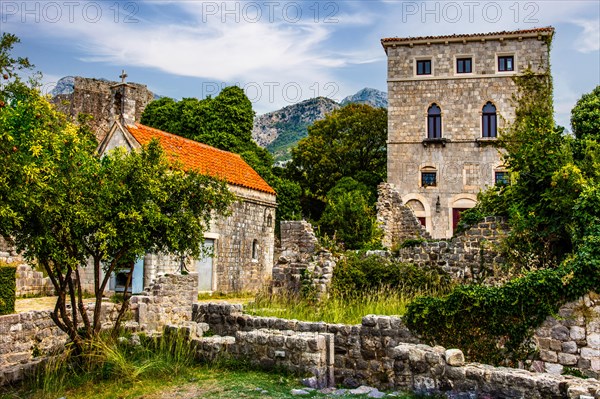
{"left": 386, "top": 33, "right": 551, "bottom": 239}
{"left": 0, "top": 303, "right": 119, "bottom": 385}
{"left": 0, "top": 236, "right": 22, "bottom": 264}
{"left": 15, "top": 265, "right": 53, "bottom": 297}
{"left": 51, "top": 77, "right": 154, "bottom": 142}
{"left": 193, "top": 303, "right": 419, "bottom": 388}
{"left": 129, "top": 273, "right": 198, "bottom": 332}
{"left": 533, "top": 293, "right": 600, "bottom": 377}
{"left": 396, "top": 216, "right": 508, "bottom": 283}
{"left": 193, "top": 303, "right": 600, "bottom": 398}
{"left": 271, "top": 221, "right": 335, "bottom": 299}
{"left": 0, "top": 273, "right": 196, "bottom": 385}
{"left": 377, "top": 183, "right": 431, "bottom": 248}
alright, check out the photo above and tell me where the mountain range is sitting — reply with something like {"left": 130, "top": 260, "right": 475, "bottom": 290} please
{"left": 253, "top": 88, "right": 387, "bottom": 163}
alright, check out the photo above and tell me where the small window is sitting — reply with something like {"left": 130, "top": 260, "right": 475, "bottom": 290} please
{"left": 251, "top": 240, "right": 258, "bottom": 260}
{"left": 498, "top": 55, "right": 514, "bottom": 72}
{"left": 266, "top": 214, "right": 273, "bottom": 227}
{"left": 422, "top": 171, "right": 437, "bottom": 187}
{"left": 482, "top": 102, "right": 497, "bottom": 138}
{"left": 457, "top": 58, "right": 472, "bottom": 74}
{"left": 417, "top": 60, "right": 432, "bottom": 75}
{"left": 495, "top": 171, "right": 509, "bottom": 186}
{"left": 427, "top": 104, "right": 442, "bottom": 139}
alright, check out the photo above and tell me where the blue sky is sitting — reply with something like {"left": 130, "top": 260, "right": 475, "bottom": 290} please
{"left": 1, "top": 0, "right": 599, "bottom": 128}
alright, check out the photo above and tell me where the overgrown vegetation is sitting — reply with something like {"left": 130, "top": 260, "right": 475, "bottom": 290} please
{"left": 249, "top": 253, "right": 452, "bottom": 324}
{"left": 0, "top": 262, "right": 16, "bottom": 315}
{"left": 405, "top": 55, "right": 600, "bottom": 364}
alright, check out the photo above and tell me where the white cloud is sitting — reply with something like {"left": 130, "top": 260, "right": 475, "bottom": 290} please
{"left": 572, "top": 19, "right": 600, "bottom": 53}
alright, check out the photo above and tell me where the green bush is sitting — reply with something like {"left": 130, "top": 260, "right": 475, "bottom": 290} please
{"left": 331, "top": 253, "right": 452, "bottom": 298}
{"left": 0, "top": 263, "right": 16, "bottom": 315}
{"left": 404, "top": 234, "right": 600, "bottom": 365}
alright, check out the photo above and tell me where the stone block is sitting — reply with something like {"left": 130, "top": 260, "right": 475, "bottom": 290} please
{"left": 551, "top": 325, "right": 570, "bottom": 341}
{"left": 562, "top": 341, "right": 578, "bottom": 354}
{"left": 557, "top": 352, "right": 578, "bottom": 366}
{"left": 445, "top": 349, "right": 465, "bottom": 366}
{"left": 571, "top": 326, "right": 586, "bottom": 341}
{"left": 540, "top": 350, "right": 558, "bottom": 363}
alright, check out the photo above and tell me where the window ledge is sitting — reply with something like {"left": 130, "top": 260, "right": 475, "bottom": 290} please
{"left": 476, "top": 137, "right": 498, "bottom": 146}
{"left": 422, "top": 138, "right": 449, "bottom": 147}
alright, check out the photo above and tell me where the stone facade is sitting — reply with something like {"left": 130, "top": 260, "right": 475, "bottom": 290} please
{"left": 533, "top": 293, "right": 600, "bottom": 377}
{"left": 382, "top": 28, "right": 553, "bottom": 238}
{"left": 51, "top": 76, "right": 154, "bottom": 142}
{"left": 271, "top": 221, "right": 336, "bottom": 299}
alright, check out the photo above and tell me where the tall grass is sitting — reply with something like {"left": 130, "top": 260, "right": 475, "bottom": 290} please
{"left": 246, "top": 285, "right": 445, "bottom": 325}
{"left": 30, "top": 329, "right": 196, "bottom": 398}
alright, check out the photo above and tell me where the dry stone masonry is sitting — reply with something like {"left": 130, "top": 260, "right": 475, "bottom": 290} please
{"left": 533, "top": 293, "right": 600, "bottom": 377}
{"left": 193, "top": 303, "right": 600, "bottom": 398}
{"left": 15, "top": 265, "right": 53, "bottom": 297}
{"left": 377, "top": 183, "right": 431, "bottom": 248}
{"left": 395, "top": 216, "right": 509, "bottom": 284}
{"left": 272, "top": 221, "right": 336, "bottom": 299}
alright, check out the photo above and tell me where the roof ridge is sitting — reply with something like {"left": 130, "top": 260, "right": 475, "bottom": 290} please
{"left": 130, "top": 123, "right": 244, "bottom": 160}
{"left": 381, "top": 26, "right": 554, "bottom": 43}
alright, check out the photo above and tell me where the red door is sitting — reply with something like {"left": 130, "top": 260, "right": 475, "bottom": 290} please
{"left": 418, "top": 217, "right": 426, "bottom": 227}
{"left": 453, "top": 208, "right": 469, "bottom": 231}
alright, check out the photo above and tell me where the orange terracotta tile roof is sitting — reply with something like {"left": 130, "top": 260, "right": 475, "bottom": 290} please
{"left": 126, "top": 123, "right": 276, "bottom": 195}
{"left": 381, "top": 27, "right": 554, "bottom": 45}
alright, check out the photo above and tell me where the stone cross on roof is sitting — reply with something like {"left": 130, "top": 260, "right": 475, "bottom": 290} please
{"left": 119, "top": 69, "right": 128, "bottom": 83}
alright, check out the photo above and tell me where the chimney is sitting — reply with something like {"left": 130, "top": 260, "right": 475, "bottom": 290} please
{"left": 110, "top": 70, "right": 137, "bottom": 126}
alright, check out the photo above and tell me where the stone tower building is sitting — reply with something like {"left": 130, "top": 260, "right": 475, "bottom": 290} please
{"left": 381, "top": 27, "right": 553, "bottom": 239}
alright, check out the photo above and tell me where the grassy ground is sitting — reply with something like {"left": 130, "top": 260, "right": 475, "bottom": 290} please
{"left": 0, "top": 365, "right": 423, "bottom": 399}
{"left": 246, "top": 287, "right": 415, "bottom": 325}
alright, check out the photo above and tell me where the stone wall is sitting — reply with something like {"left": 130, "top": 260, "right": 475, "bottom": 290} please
{"left": 0, "top": 273, "right": 197, "bottom": 386}
{"left": 271, "top": 221, "right": 335, "bottom": 299}
{"left": 533, "top": 293, "right": 600, "bottom": 377}
{"left": 0, "top": 236, "right": 22, "bottom": 264}
{"left": 193, "top": 303, "right": 420, "bottom": 388}
{"left": 396, "top": 216, "right": 508, "bottom": 283}
{"left": 0, "top": 302, "right": 119, "bottom": 385}
{"left": 15, "top": 265, "right": 53, "bottom": 297}
{"left": 129, "top": 273, "right": 198, "bottom": 332}
{"left": 193, "top": 303, "right": 600, "bottom": 398}
{"left": 377, "top": 183, "right": 431, "bottom": 248}
{"left": 51, "top": 77, "right": 154, "bottom": 142}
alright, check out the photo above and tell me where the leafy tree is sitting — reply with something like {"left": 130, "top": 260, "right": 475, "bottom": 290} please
{"left": 571, "top": 85, "right": 600, "bottom": 141}
{"left": 0, "top": 35, "right": 234, "bottom": 352}
{"left": 288, "top": 104, "right": 387, "bottom": 220}
{"left": 318, "top": 178, "right": 382, "bottom": 250}
{"left": 141, "top": 87, "right": 274, "bottom": 182}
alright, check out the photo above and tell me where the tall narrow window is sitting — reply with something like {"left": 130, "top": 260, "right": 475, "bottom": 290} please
{"left": 427, "top": 104, "right": 442, "bottom": 139}
{"left": 482, "top": 102, "right": 497, "bottom": 138}
{"left": 498, "top": 55, "right": 514, "bottom": 72}
{"left": 251, "top": 239, "right": 258, "bottom": 261}
{"left": 417, "top": 60, "right": 432, "bottom": 75}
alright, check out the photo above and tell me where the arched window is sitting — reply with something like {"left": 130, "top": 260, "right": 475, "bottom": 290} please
{"left": 251, "top": 239, "right": 258, "bottom": 261}
{"left": 427, "top": 104, "right": 442, "bottom": 139}
{"left": 482, "top": 102, "right": 497, "bottom": 138}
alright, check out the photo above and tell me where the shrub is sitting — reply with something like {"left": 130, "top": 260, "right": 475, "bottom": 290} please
{"left": 0, "top": 263, "right": 16, "bottom": 315}
{"left": 331, "top": 253, "right": 452, "bottom": 298}
{"left": 404, "top": 233, "right": 600, "bottom": 365}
